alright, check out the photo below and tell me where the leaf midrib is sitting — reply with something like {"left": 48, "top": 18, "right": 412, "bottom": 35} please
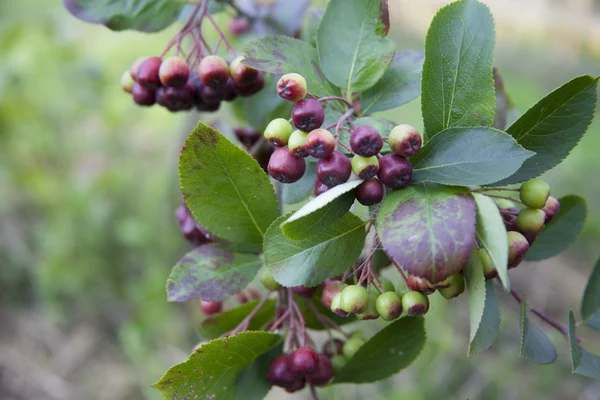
{"left": 346, "top": 21, "right": 366, "bottom": 97}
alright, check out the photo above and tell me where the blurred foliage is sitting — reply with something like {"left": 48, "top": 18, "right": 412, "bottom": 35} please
{"left": 0, "top": 1, "right": 599, "bottom": 399}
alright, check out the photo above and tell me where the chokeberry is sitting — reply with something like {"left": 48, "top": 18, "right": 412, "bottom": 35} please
{"left": 233, "top": 127, "right": 261, "bottom": 148}
{"left": 339, "top": 285, "right": 369, "bottom": 314}
{"left": 330, "top": 355, "right": 346, "bottom": 373}
{"left": 277, "top": 73, "right": 308, "bottom": 102}
{"left": 136, "top": 56, "right": 162, "bottom": 88}
{"left": 479, "top": 248, "right": 498, "bottom": 280}
{"left": 229, "top": 56, "right": 259, "bottom": 87}
{"left": 516, "top": 208, "right": 546, "bottom": 236}
{"left": 507, "top": 231, "right": 530, "bottom": 269}
{"left": 317, "top": 151, "right": 352, "bottom": 188}
{"left": 292, "top": 286, "right": 316, "bottom": 298}
{"left": 259, "top": 268, "right": 281, "bottom": 290}
{"left": 201, "top": 85, "right": 226, "bottom": 104}
{"left": 268, "top": 147, "right": 306, "bottom": 183}
{"left": 132, "top": 83, "right": 156, "bottom": 106}
{"left": 200, "top": 300, "right": 222, "bottom": 315}
{"left": 355, "top": 178, "right": 384, "bottom": 206}
{"left": 520, "top": 178, "right": 551, "bottom": 209}
{"left": 129, "top": 56, "right": 149, "bottom": 82}
{"left": 350, "top": 126, "right": 383, "bottom": 157}
{"left": 292, "top": 99, "right": 325, "bottom": 132}
{"left": 264, "top": 118, "right": 293, "bottom": 147}
{"left": 233, "top": 71, "right": 265, "bottom": 96}
{"left": 267, "top": 355, "right": 298, "bottom": 388}
{"left": 290, "top": 347, "right": 319, "bottom": 375}
{"left": 330, "top": 292, "right": 350, "bottom": 317}
{"left": 285, "top": 378, "right": 306, "bottom": 393}
{"left": 198, "top": 55, "right": 230, "bottom": 89}
{"left": 378, "top": 154, "right": 413, "bottom": 189}
{"left": 388, "top": 124, "right": 422, "bottom": 157}
{"left": 121, "top": 70, "right": 135, "bottom": 93}
{"left": 351, "top": 155, "right": 379, "bottom": 179}
{"left": 342, "top": 337, "right": 364, "bottom": 359}
{"left": 438, "top": 273, "right": 465, "bottom": 299}
{"left": 229, "top": 16, "right": 250, "bottom": 36}
{"left": 306, "top": 129, "right": 336, "bottom": 159}
{"left": 222, "top": 78, "right": 238, "bottom": 102}
{"left": 402, "top": 291, "right": 429, "bottom": 316}
{"left": 357, "top": 291, "right": 380, "bottom": 320}
{"left": 376, "top": 291, "right": 403, "bottom": 321}
{"left": 288, "top": 130, "right": 309, "bottom": 157}
{"left": 322, "top": 338, "right": 345, "bottom": 358}
{"left": 159, "top": 56, "right": 190, "bottom": 88}
{"left": 405, "top": 274, "right": 435, "bottom": 294}
{"left": 542, "top": 196, "right": 560, "bottom": 223}
{"left": 307, "top": 354, "right": 334, "bottom": 386}
{"left": 162, "top": 85, "right": 194, "bottom": 110}
{"left": 321, "top": 281, "right": 347, "bottom": 309}
{"left": 314, "top": 179, "right": 330, "bottom": 196}
{"left": 501, "top": 207, "right": 519, "bottom": 232}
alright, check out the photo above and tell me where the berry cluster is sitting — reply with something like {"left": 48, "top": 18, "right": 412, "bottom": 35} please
{"left": 265, "top": 73, "right": 423, "bottom": 206}
{"left": 267, "top": 347, "right": 333, "bottom": 392}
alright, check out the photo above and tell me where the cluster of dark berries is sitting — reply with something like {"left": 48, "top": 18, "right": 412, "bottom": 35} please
{"left": 267, "top": 346, "right": 333, "bottom": 392}
{"left": 121, "top": 55, "right": 264, "bottom": 112}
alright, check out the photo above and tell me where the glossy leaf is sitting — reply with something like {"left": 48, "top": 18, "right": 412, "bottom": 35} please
{"left": 360, "top": 50, "right": 424, "bottom": 115}
{"left": 198, "top": 299, "right": 276, "bottom": 339}
{"left": 520, "top": 300, "right": 557, "bottom": 364}
{"left": 495, "top": 75, "right": 599, "bottom": 185}
{"left": 411, "top": 127, "right": 534, "bottom": 186}
{"left": 473, "top": 193, "right": 510, "bottom": 291}
{"left": 301, "top": 8, "right": 324, "bottom": 46}
{"left": 243, "top": 36, "right": 337, "bottom": 97}
{"left": 526, "top": 195, "right": 587, "bottom": 261}
{"left": 568, "top": 310, "right": 600, "bottom": 380}
{"left": 264, "top": 213, "right": 366, "bottom": 287}
{"left": 179, "top": 123, "right": 279, "bottom": 251}
{"left": 376, "top": 183, "right": 476, "bottom": 283}
{"left": 167, "top": 244, "right": 262, "bottom": 303}
{"left": 317, "top": 0, "right": 395, "bottom": 93}
{"left": 470, "top": 280, "right": 500, "bottom": 355}
{"left": 421, "top": 0, "right": 496, "bottom": 140}
{"left": 152, "top": 332, "right": 282, "bottom": 399}
{"left": 582, "top": 258, "right": 600, "bottom": 330}
{"left": 281, "top": 161, "right": 317, "bottom": 205}
{"left": 63, "top": 0, "right": 183, "bottom": 32}
{"left": 465, "top": 248, "right": 486, "bottom": 344}
{"left": 281, "top": 180, "right": 362, "bottom": 239}
{"left": 334, "top": 317, "right": 426, "bottom": 383}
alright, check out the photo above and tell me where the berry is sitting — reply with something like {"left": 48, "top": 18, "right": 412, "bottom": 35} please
{"left": 233, "top": 71, "right": 265, "bottom": 96}
{"left": 306, "top": 129, "right": 336, "bottom": 159}
{"left": 285, "top": 378, "right": 306, "bottom": 393}
{"left": 200, "top": 300, "right": 222, "bottom": 315}
{"left": 330, "top": 355, "right": 347, "bottom": 373}
{"left": 508, "top": 231, "right": 530, "bottom": 269}
{"left": 377, "top": 277, "right": 395, "bottom": 292}
{"left": 267, "top": 355, "right": 298, "bottom": 388}
{"left": 321, "top": 281, "right": 347, "bottom": 309}
{"left": 230, "top": 16, "right": 250, "bottom": 36}
{"left": 132, "top": 83, "right": 156, "bottom": 106}
{"left": 136, "top": 56, "right": 162, "bottom": 88}
{"left": 201, "top": 85, "right": 225, "bottom": 104}
{"left": 388, "top": 124, "right": 422, "bottom": 157}
{"left": 121, "top": 70, "right": 135, "bottom": 93}
{"left": 290, "top": 347, "right": 319, "bottom": 375}
{"left": 259, "top": 268, "right": 281, "bottom": 290}
{"left": 307, "top": 354, "right": 334, "bottom": 386}
{"left": 162, "top": 85, "right": 194, "bottom": 110}
{"left": 198, "top": 55, "right": 229, "bottom": 89}
{"left": 342, "top": 337, "right": 364, "bottom": 359}
{"left": 268, "top": 147, "right": 306, "bottom": 183}
{"left": 402, "top": 291, "right": 429, "bottom": 316}
{"left": 234, "top": 127, "right": 261, "bottom": 147}
{"left": 229, "top": 56, "right": 259, "bottom": 87}
{"left": 322, "top": 338, "right": 345, "bottom": 358}
{"left": 516, "top": 208, "right": 546, "bottom": 236}
{"left": 222, "top": 78, "right": 238, "bottom": 102}
{"left": 130, "top": 56, "right": 149, "bottom": 81}
{"left": 438, "top": 273, "right": 465, "bottom": 299}
{"left": 314, "top": 179, "right": 330, "bottom": 196}
{"left": 277, "top": 73, "right": 308, "bottom": 102}
{"left": 292, "top": 286, "right": 316, "bottom": 298}
{"left": 288, "top": 130, "right": 309, "bottom": 157}
{"left": 520, "top": 179, "right": 551, "bottom": 209}
{"left": 339, "top": 285, "right": 369, "bottom": 314}
{"left": 292, "top": 99, "right": 325, "bottom": 132}
{"left": 357, "top": 291, "right": 380, "bottom": 320}
{"left": 264, "top": 118, "right": 293, "bottom": 147}
{"left": 351, "top": 155, "right": 379, "bottom": 179}
{"left": 542, "top": 196, "right": 560, "bottom": 223}
{"left": 330, "top": 292, "right": 350, "bottom": 317}
{"left": 479, "top": 248, "right": 498, "bottom": 280}
{"left": 376, "top": 291, "right": 403, "bottom": 321}
{"left": 350, "top": 126, "right": 383, "bottom": 157}
{"left": 405, "top": 274, "right": 435, "bottom": 294}
{"left": 355, "top": 178, "right": 385, "bottom": 206}
{"left": 501, "top": 207, "right": 519, "bottom": 232}
{"left": 378, "top": 154, "right": 413, "bottom": 189}
{"left": 159, "top": 56, "right": 190, "bottom": 88}
{"left": 317, "top": 151, "right": 352, "bottom": 188}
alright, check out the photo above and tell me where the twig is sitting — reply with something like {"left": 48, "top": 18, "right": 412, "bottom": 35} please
{"left": 317, "top": 96, "right": 354, "bottom": 108}
{"left": 292, "top": 302, "right": 307, "bottom": 347}
{"left": 206, "top": 13, "right": 237, "bottom": 57}
{"left": 483, "top": 194, "right": 523, "bottom": 204}
{"left": 224, "top": 295, "right": 270, "bottom": 336}
{"left": 475, "top": 187, "right": 520, "bottom": 192}
{"left": 392, "top": 260, "right": 410, "bottom": 288}
{"left": 306, "top": 301, "right": 351, "bottom": 338}
{"left": 309, "top": 384, "right": 320, "bottom": 400}
{"left": 268, "top": 309, "right": 291, "bottom": 332}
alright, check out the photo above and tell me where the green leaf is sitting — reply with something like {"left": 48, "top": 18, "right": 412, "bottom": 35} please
{"left": 317, "top": 0, "right": 395, "bottom": 93}
{"left": 376, "top": 183, "right": 476, "bottom": 283}
{"left": 568, "top": 310, "right": 600, "bottom": 380}
{"left": 179, "top": 123, "right": 279, "bottom": 251}
{"left": 421, "top": 0, "right": 496, "bottom": 140}
{"left": 525, "top": 195, "right": 587, "bottom": 261}
{"left": 470, "top": 280, "right": 500, "bottom": 355}
{"left": 281, "top": 180, "right": 362, "bottom": 239}
{"left": 233, "top": 342, "right": 283, "bottom": 400}
{"left": 152, "top": 331, "right": 282, "bottom": 399}
{"left": 301, "top": 8, "right": 324, "bottom": 46}
{"left": 167, "top": 244, "right": 262, "bottom": 303}
{"left": 519, "top": 299, "right": 557, "bottom": 364}
{"left": 63, "top": 0, "right": 183, "bottom": 32}
{"left": 198, "top": 299, "right": 277, "bottom": 339}
{"left": 472, "top": 193, "right": 510, "bottom": 291}
{"left": 495, "top": 75, "right": 599, "bottom": 185}
{"left": 334, "top": 317, "right": 426, "bottom": 383}
{"left": 581, "top": 258, "right": 600, "bottom": 330}
{"left": 264, "top": 213, "right": 366, "bottom": 287}
{"left": 411, "top": 127, "right": 534, "bottom": 186}
{"left": 465, "top": 248, "right": 486, "bottom": 344}
{"left": 281, "top": 161, "right": 317, "bottom": 205}
{"left": 243, "top": 36, "right": 337, "bottom": 97}
{"left": 360, "top": 50, "right": 424, "bottom": 115}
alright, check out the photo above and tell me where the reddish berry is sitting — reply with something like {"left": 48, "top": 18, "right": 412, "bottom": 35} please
{"left": 200, "top": 300, "right": 222, "bottom": 315}
{"left": 198, "top": 55, "right": 229, "bottom": 89}
{"left": 229, "top": 56, "right": 259, "bottom": 87}
{"left": 321, "top": 281, "right": 347, "bottom": 309}
{"left": 136, "top": 56, "right": 162, "bottom": 88}
{"left": 291, "top": 347, "right": 319, "bottom": 375}
{"left": 267, "top": 355, "right": 298, "bottom": 388}
{"left": 355, "top": 178, "right": 384, "bottom": 206}
{"left": 317, "top": 151, "right": 352, "bottom": 188}
{"left": 129, "top": 56, "right": 149, "bottom": 81}
{"left": 314, "top": 179, "right": 330, "bottom": 196}
{"left": 268, "top": 147, "right": 306, "bottom": 183}
{"left": 292, "top": 99, "right": 325, "bottom": 132}
{"left": 292, "top": 286, "right": 316, "bottom": 298}
{"left": 230, "top": 16, "right": 250, "bottom": 36}
{"left": 378, "top": 154, "right": 413, "bottom": 189}
{"left": 285, "top": 378, "right": 306, "bottom": 393}
{"left": 233, "top": 71, "right": 264, "bottom": 96}
{"left": 508, "top": 231, "right": 530, "bottom": 269}
{"left": 406, "top": 274, "right": 435, "bottom": 294}
{"left": 388, "top": 124, "right": 422, "bottom": 157}
{"left": 542, "top": 196, "right": 560, "bottom": 223}
{"left": 159, "top": 57, "right": 190, "bottom": 88}
{"left": 277, "top": 73, "right": 308, "bottom": 102}
{"left": 350, "top": 126, "right": 383, "bottom": 157}
{"left": 307, "top": 354, "right": 334, "bottom": 386}
{"left": 306, "top": 129, "right": 336, "bottom": 159}
{"left": 132, "top": 83, "right": 156, "bottom": 106}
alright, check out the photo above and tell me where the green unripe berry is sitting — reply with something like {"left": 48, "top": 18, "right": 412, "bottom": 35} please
{"left": 377, "top": 277, "right": 395, "bottom": 293}
{"left": 351, "top": 155, "right": 379, "bottom": 180}
{"left": 330, "top": 355, "right": 347, "bottom": 373}
{"left": 121, "top": 70, "right": 135, "bottom": 93}
{"left": 478, "top": 248, "right": 498, "bottom": 280}
{"left": 330, "top": 292, "right": 350, "bottom": 317}
{"left": 402, "top": 291, "right": 429, "bottom": 316}
{"left": 494, "top": 198, "right": 516, "bottom": 209}
{"left": 520, "top": 179, "right": 551, "bottom": 209}
{"left": 376, "top": 291, "right": 403, "bottom": 321}
{"left": 507, "top": 230, "right": 530, "bottom": 269}
{"left": 259, "top": 268, "right": 281, "bottom": 290}
{"left": 264, "top": 118, "right": 293, "bottom": 147}
{"left": 342, "top": 337, "right": 364, "bottom": 359}
{"left": 339, "top": 285, "right": 369, "bottom": 314}
{"left": 288, "top": 130, "right": 309, "bottom": 158}
{"left": 388, "top": 124, "right": 422, "bottom": 157}
{"left": 350, "top": 330, "right": 367, "bottom": 342}
{"left": 357, "top": 291, "right": 380, "bottom": 320}
{"left": 438, "top": 273, "right": 465, "bottom": 299}
{"left": 516, "top": 208, "right": 546, "bottom": 235}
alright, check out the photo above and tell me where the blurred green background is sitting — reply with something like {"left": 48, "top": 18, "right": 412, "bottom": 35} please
{"left": 1, "top": 1, "right": 599, "bottom": 399}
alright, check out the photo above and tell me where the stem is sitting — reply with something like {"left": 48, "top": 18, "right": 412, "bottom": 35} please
{"left": 268, "top": 309, "right": 291, "bottom": 332}
{"left": 317, "top": 96, "right": 354, "bottom": 108}
{"left": 309, "top": 385, "right": 320, "bottom": 400}
{"left": 206, "top": 13, "right": 237, "bottom": 57}
{"left": 484, "top": 194, "right": 523, "bottom": 204}
{"left": 306, "top": 301, "right": 351, "bottom": 338}
{"left": 160, "top": 1, "right": 206, "bottom": 58}
{"left": 292, "top": 302, "right": 307, "bottom": 347}
{"left": 226, "top": 295, "right": 271, "bottom": 336}
{"left": 392, "top": 260, "right": 410, "bottom": 288}
{"left": 476, "top": 187, "right": 520, "bottom": 192}
{"left": 287, "top": 288, "right": 299, "bottom": 348}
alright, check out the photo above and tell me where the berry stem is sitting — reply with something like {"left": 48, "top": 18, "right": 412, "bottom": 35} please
{"left": 160, "top": 0, "right": 207, "bottom": 58}
{"left": 206, "top": 13, "right": 237, "bottom": 58}
{"left": 306, "top": 301, "right": 351, "bottom": 338}
{"left": 268, "top": 309, "right": 291, "bottom": 332}
{"left": 475, "top": 187, "right": 520, "bottom": 192}
{"left": 498, "top": 208, "right": 519, "bottom": 215}
{"left": 391, "top": 260, "right": 410, "bottom": 289}
{"left": 309, "top": 384, "right": 320, "bottom": 400}
{"left": 292, "top": 301, "right": 307, "bottom": 347}
{"left": 483, "top": 194, "right": 523, "bottom": 204}
{"left": 225, "top": 294, "right": 271, "bottom": 336}
{"left": 317, "top": 96, "right": 354, "bottom": 108}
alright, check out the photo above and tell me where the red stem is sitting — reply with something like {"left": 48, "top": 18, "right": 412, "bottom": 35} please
{"left": 206, "top": 13, "right": 236, "bottom": 57}
{"left": 317, "top": 96, "right": 354, "bottom": 108}
{"left": 268, "top": 309, "right": 291, "bottom": 332}
{"left": 225, "top": 295, "right": 271, "bottom": 336}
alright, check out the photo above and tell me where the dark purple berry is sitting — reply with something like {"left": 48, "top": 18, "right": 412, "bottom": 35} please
{"left": 159, "top": 56, "right": 190, "bottom": 88}
{"left": 317, "top": 151, "right": 351, "bottom": 188}
{"left": 136, "top": 56, "right": 162, "bottom": 88}
{"left": 268, "top": 147, "right": 306, "bottom": 183}
{"left": 234, "top": 127, "right": 261, "bottom": 148}
{"left": 378, "top": 154, "right": 413, "bottom": 189}
{"left": 388, "top": 124, "right": 422, "bottom": 157}
{"left": 233, "top": 71, "right": 264, "bottom": 96}
{"left": 290, "top": 347, "right": 319, "bottom": 375}
{"left": 292, "top": 99, "right": 325, "bottom": 132}
{"left": 267, "top": 355, "right": 298, "bottom": 388}
{"left": 129, "top": 56, "right": 149, "bottom": 82}
{"left": 229, "top": 56, "right": 259, "bottom": 87}
{"left": 314, "top": 179, "right": 330, "bottom": 196}
{"left": 198, "top": 55, "right": 229, "bottom": 89}
{"left": 132, "top": 83, "right": 156, "bottom": 106}
{"left": 222, "top": 78, "right": 238, "bottom": 101}
{"left": 292, "top": 286, "right": 316, "bottom": 298}
{"left": 307, "top": 354, "right": 334, "bottom": 386}
{"left": 201, "top": 85, "right": 225, "bottom": 104}
{"left": 285, "top": 378, "right": 306, "bottom": 393}
{"left": 306, "top": 129, "right": 336, "bottom": 159}
{"left": 355, "top": 178, "right": 384, "bottom": 206}
{"left": 349, "top": 126, "right": 383, "bottom": 157}
{"left": 162, "top": 85, "right": 194, "bottom": 110}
